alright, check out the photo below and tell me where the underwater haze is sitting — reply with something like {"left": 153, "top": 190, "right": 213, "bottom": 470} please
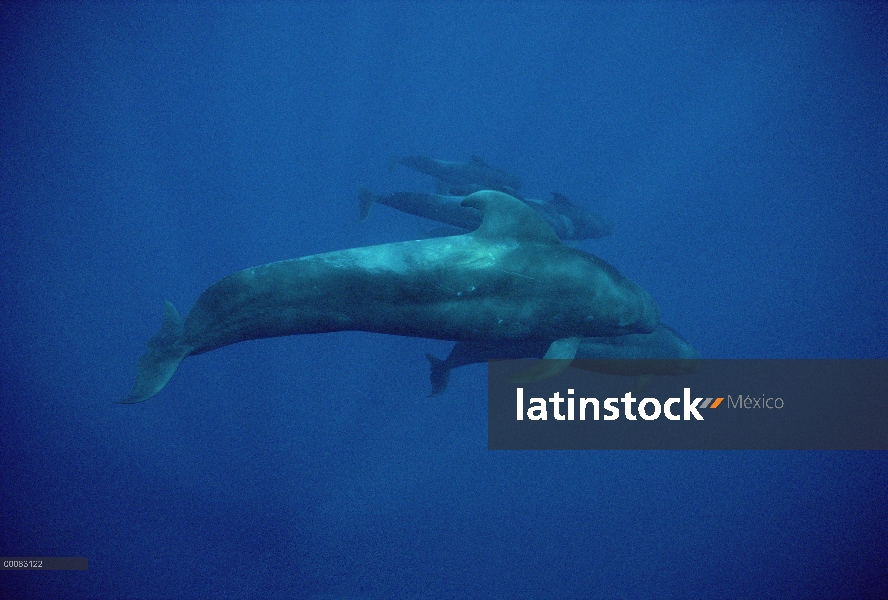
{"left": 2, "top": 2, "right": 887, "bottom": 598}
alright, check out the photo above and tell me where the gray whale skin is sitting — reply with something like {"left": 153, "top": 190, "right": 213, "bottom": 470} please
{"left": 123, "top": 191, "right": 658, "bottom": 403}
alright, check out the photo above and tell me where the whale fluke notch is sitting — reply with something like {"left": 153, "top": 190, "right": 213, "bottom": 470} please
{"left": 461, "top": 190, "right": 560, "bottom": 244}
{"left": 120, "top": 301, "right": 190, "bottom": 404}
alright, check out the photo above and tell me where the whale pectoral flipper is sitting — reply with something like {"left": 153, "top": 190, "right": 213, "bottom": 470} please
{"left": 120, "top": 301, "right": 190, "bottom": 404}
{"left": 628, "top": 374, "right": 655, "bottom": 397}
{"left": 425, "top": 353, "right": 450, "bottom": 397}
{"left": 544, "top": 336, "right": 582, "bottom": 360}
{"left": 508, "top": 336, "right": 582, "bottom": 383}
{"left": 358, "top": 187, "right": 375, "bottom": 222}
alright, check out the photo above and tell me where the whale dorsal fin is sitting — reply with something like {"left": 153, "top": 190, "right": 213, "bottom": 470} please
{"left": 462, "top": 190, "right": 560, "bottom": 244}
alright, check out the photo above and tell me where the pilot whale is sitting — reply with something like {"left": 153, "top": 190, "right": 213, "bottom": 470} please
{"left": 122, "top": 190, "right": 658, "bottom": 403}
{"left": 425, "top": 324, "right": 700, "bottom": 395}
{"left": 394, "top": 154, "right": 522, "bottom": 195}
{"left": 359, "top": 189, "right": 613, "bottom": 240}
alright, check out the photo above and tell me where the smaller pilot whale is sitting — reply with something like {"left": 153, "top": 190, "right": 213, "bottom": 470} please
{"left": 425, "top": 324, "right": 699, "bottom": 395}
{"left": 359, "top": 188, "right": 613, "bottom": 240}
{"left": 394, "top": 154, "right": 522, "bottom": 195}
{"left": 123, "top": 190, "right": 658, "bottom": 403}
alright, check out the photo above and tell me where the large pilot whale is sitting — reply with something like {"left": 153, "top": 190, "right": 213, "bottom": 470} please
{"left": 122, "top": 190, "right": 658, "bottom": 403}
{"left": 359, "top": 188, "right": 613, "bottom": 240}
{"left": 425, "top": 324, "right": 700, "bottom": 395}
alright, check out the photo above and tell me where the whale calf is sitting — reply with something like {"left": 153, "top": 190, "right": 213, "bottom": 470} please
{"left": 425, "top": 324, "right": 700, "bottom": 395}
{"left": 394, "top": 154, "right": 522, "bottom": 195}
{"left": 123, "top": 191, "right": 658, "bottom": 403}
{"left": 359, "top": 189, "right": 613, "bottom": 240}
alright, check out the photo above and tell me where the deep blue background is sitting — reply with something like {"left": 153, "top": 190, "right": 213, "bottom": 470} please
{"left": 2, "top": 2, "right": 887, "bottom": 598}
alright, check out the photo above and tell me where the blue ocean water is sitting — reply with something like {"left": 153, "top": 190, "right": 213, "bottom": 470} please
{"left": 1, "top": 2, "right": 886, "bottom": 598}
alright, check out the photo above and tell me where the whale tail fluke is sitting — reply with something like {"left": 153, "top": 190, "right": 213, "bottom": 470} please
{"left": 120, "top": 301, "right": 189, "bottom": 404}
{"left": 425, "top": 353, "right": 450, "bottom": 396}
{"left": 358, "top": 187, "right": 375, "bottom": 222}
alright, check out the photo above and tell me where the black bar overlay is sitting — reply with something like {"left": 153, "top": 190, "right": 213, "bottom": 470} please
{"left": 1, "top": 557, "right": 88, "bottom": 570}
{"left": 488, "top": 359, "right": 888, "bottom": 450}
